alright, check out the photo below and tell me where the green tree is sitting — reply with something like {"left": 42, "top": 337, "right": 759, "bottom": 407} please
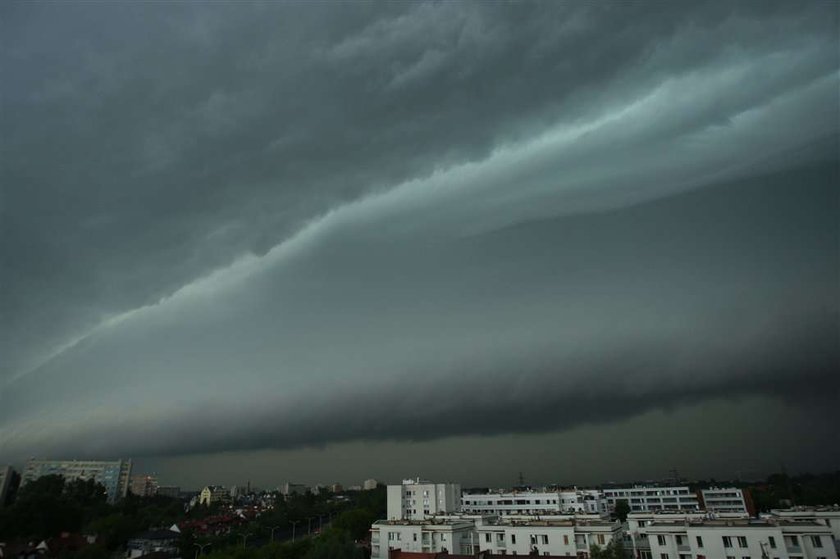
{"left": 614, "top": 499, "right": 630, "bottom": 523}
{"left": 590, "top": 539, "right": 626, "bottom": 559}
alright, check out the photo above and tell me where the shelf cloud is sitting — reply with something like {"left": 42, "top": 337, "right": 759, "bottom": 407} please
{"left": 1, "top": 2, "right": 837, "bottom": 468}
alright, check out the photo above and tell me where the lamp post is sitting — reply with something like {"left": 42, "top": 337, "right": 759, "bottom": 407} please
{"left": 240, "top": 533, "right": 252, "bottom": 549}
{"left": 307, "top": 517, "right": 314, "bottom": 536}
{"left": 268, "top": 525, "right": 280, "bottom": 543}
{"left": 193, "top": 542, "right": 212, "bottom": 559}
{"left": 290, "top": 520, "right": 300, "bottom": 542}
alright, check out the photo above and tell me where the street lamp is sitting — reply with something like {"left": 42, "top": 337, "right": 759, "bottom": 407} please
{"left": 290, "top": 520, "right": 300, "bottom": 542}
{"left": 240, "top": 533, "right": 253, "bottom": 549}
{"left": 193, "top": 542, "right": 212, "bottom": 559}
{"left": 268, "top": 525, "right": 281, "bottom": 543}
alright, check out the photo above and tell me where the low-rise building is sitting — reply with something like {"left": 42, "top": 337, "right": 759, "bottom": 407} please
{"left": 364, "top": 479, "right": 380, "bottom": 490}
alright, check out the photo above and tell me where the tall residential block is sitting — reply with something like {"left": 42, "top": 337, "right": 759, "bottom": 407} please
{"left": 22, "top": 458, "right": 132, "bottom": 504}
{"left": 387, "top": 478, "right": 461, "bottom": 520}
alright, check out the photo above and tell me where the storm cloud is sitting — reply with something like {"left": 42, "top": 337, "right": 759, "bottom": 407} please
{"left": 1, "top": 2, "right": 838, "bottom": 472}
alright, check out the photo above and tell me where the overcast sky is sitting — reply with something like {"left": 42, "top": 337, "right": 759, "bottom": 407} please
{"left": 1, "top": 2, "right": 838, "bottom": 489}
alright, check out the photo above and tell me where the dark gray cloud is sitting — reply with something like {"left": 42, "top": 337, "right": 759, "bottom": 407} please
{"left": 0, "top": 2, "right": 838, "bottom": 474}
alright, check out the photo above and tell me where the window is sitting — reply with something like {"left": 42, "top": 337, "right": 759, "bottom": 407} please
{"left": 737, "top": 536, "right": 747, "bottom": 548}
{"left": 722, "top": 536, "right": 733, "bottom": 548}
{"left": 768, "top": 536, "right": 776, "bottom": 549}
{"left": 563, "top": 535, "right": 569, "bottom": 545}
{"left": 413, "top": 534, "right": 417, "bottom": 541}
{"left": 485, "top": 534, "right": 491, "bottom": 543}
{"left": 696, "top": 536, "right": 703, "bottom": 547}
{"left": 541, "top": 535, "right": 549, "bottom": 545}
{"left": 812, "top": 536, "right": 823, "bottom": 548}
{"left": 511, "top": 535, "right": 516, "bottom": 544}
{"left": 660, "top": 554, "right": 669, "bottom": 559}
{"left": 597, "top": 534, "right": 605, "bottom": 545}
{"left": 658, "top": 535, "right": 667, "bottom": 546}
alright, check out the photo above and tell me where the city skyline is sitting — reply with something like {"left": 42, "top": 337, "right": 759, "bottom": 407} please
{"left": 1, "top": 2, "right": 838, "bottom": 486}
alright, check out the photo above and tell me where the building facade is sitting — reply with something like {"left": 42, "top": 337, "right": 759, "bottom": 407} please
{"left": 371, "top": 518, "right": 478, "bottom": 558}
{"left": 370, "top": 515, "right": 621, "bottom": 558}
{"left": 769, "top": 507, "right": 840, "bottom": 552}
{"left": 639, "top": 518, "right": 837, "bottom": 559}
{"left": 387, "top": 479, "right": 461, "bottom": 520}
{"left": 700, "top": 487, "right": 755, "bottom": 515}
{"left": 364, "top": 479, "right": 380, "bottom": 490}
{"left": 602, "top": 485, "right": 700, "bottom": 512}
{"left": 129, "top": 474, "right": 159, "bottom": 497}
{"left": 199, "top": 485, "right": 231, "bottom": 506}
{"left": 22, "top": 459, "right": 132, "bottom": 503}
{"left": 462, "top": 489, "right": 608, "bottom": 516}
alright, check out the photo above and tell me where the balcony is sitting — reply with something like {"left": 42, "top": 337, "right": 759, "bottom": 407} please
{"left": 786, "top": 544, "right": 802, "bottom": 554}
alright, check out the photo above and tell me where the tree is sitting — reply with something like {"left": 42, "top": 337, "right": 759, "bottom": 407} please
{"left": 614, "top": 499, "right": 630, "bottom": 523}
{"left": 590, "top": 539, "right": 626, "bottom": 559}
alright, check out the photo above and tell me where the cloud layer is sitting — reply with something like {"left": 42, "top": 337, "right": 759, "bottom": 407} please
{"left": 1, "top": 2, "right": 838, "bottom": 463}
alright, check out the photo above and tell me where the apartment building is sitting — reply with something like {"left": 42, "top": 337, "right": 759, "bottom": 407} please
{"left": 370, "top": 517, "right": 478, "bottom": 558}
{"left": 387, "top": 478, "right": 461, "bottom": 520}
{"left": 476, "top": 517, "right": 622, "bottom": 557}
{"left": 603, "top": 485, "right": 700, "bottom": 512}
{"left": 769, "top": 507, "right": 840, "bottom": 550}
{"left": 640, "top": 518, "right": 837, "bottom": 559}
{"left": 700, "top": 487, "right": 755, "bottom": 515}
{"left": 22, "top": 458, "right": 132, "bottom": 503}
{"left": 462, "top": 488, "right": 608, "bottom": 516}
{"left": 129, "top": 474, "right": 159, "bottom": 497}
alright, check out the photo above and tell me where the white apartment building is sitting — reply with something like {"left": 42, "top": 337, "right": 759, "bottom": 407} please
{"left": 370, "top": 517, "right": 478, "bottom": 558}
{"left": 476, "top": 518, "right": 622, "bottom": 557}
{"left": 364, "top": 479, "right": 380, "bottom": 490}
{"left": 370, "top": 515, "right": 621, "bottom": 558}
{"left": 387, "top": 478, "right": 461, "bottom": 520}
{"left": 701, "top": 487, "right": 754, "bottom": 515}
{"left": 769, "top": 507, "right": 840, "bottom": 550}
{"left": 603, "top": 485, "right": 700, "bottom": 512}
{"left": 462, "top": 488, "right": 608, "bottom": 516}
{"left": 22, "top": 459, "right": 132, "bottom": 503}
{"left": 640, "top": 518, "right": 837, "bottom": 559}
